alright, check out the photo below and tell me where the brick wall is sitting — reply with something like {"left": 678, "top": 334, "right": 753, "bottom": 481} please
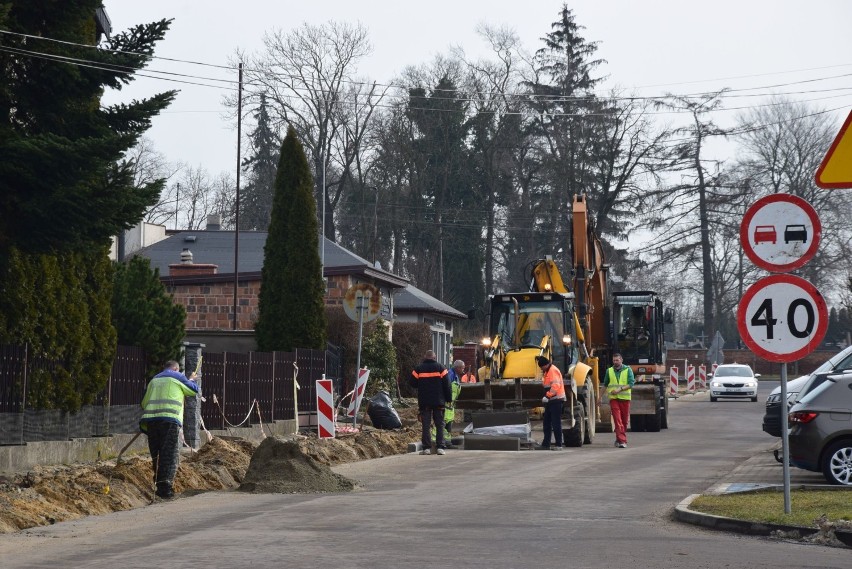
{"left": 166, "top": 280, "right": 261, "bottom": 330}
{"left": 325, "top": 274, "right": 352, "bottom": 306}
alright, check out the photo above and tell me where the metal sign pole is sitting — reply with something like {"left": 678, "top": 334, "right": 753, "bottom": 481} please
{"left": 780, "top": 362, "right": 791, "bottom": 514}
{"left": 353, "top": 293, "right": 366, "bottom": 428}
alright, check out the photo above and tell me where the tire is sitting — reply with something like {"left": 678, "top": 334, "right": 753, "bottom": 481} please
{"left": 564, "top": 403, "right": 585, "bottom": 447}
{"left": 710, "top": 396, "right": 718, "bottom": 402}
{"left": 630, "top": 414, "right": 646, "bottom": 432}
{"left": 751, "top": 396, "right": 758, "bottom": 402}
{"left": 821, "top": 439, "right": 852, "bottom": 485}
{"left": 583, "top": 380, "right": 596, "bottom": 445}
{"left": 660, "top": 408, "right": 668, "bottom": 429}
{"left": 646, "top": 409, "right": 662, "bottom": 432}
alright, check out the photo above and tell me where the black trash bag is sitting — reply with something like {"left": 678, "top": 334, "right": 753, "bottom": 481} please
{"left": 366, "top": 391, "right": 402, "bottom": 429}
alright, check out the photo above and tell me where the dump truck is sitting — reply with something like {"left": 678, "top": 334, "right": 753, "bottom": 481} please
{"left": 457, "top": 194, "right": 672, "bottom": 444}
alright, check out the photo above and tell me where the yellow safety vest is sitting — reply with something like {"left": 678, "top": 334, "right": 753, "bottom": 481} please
{"left": 607, "top": 367, "right": 632, "bottom": 400}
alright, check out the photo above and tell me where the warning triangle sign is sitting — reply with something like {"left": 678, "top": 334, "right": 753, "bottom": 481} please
{"left": 815, "top": 109, "right": 852, "bottom": 189}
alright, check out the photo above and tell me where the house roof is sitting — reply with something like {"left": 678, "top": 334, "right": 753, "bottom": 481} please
{"left": 394, "top": 284, "right": 467, "bottom": 320}
{"left": 135, "top": 230, "right": 408, "bottom": 288}
{"left": 135, "top": 227, "right": 465, "bottom": 320}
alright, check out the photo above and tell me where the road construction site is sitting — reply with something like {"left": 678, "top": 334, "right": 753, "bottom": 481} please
{"left": 0, "top": 385, "right": 850, "bottom": 569}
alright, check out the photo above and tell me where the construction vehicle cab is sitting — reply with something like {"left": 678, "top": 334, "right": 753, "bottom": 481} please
{"left": 610, "top": 291, "right": 671, "bottom": 431}
{"left": 458, "top": 286, "right": 596, "bottom": 448}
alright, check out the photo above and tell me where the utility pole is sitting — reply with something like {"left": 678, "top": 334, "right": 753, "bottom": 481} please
{"left": 174, "top": 182, "right": 180, "bottom": 230}
{"left": 232, "top": 62, "right": 243, "bottom": 331}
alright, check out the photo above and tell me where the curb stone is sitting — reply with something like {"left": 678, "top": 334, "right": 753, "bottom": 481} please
{"left": 674, "top": 493, "right": 852, "bottom": 547}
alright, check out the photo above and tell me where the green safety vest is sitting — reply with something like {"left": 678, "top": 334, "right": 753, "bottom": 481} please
{"left": 606, "top": 367, "right": 632, "bottom": 400}
{"left": 140, "top": 376, "right": 197, "bottom": 429}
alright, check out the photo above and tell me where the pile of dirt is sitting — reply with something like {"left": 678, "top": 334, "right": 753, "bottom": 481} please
{"left": 240, "top": 437, "right": 355, "bottom": 494}
{"left": 0, "top": 426, "right": 419, "bottom": 534}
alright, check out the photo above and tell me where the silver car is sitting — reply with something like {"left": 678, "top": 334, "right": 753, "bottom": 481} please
{"left": 788, "top": 371, "right": 852, "bottom": 485}
{"left": 709, "top": 364, "right": 760, "bottom": 402}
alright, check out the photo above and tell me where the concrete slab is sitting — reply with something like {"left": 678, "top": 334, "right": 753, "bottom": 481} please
{"left": 463, "top": 434, "right": 521, "bottom": 451}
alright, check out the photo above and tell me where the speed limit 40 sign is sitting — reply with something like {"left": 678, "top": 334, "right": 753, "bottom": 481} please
{"left": 737, "top": 274, "right": 828, "bottom": 363}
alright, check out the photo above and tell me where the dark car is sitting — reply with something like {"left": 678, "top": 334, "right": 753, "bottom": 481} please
{"left": 788, "top": 371, "right": 852, "bottom": 485}
{"left": 762, "top": 345, "right": 852, "bottom": 437}
{"left": 783, "top": 224, "right": 808, "bottom": 244}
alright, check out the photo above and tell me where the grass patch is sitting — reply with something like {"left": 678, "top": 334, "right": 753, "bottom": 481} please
{"left": 691, "top": 490, "right": 852, "bottom": 527}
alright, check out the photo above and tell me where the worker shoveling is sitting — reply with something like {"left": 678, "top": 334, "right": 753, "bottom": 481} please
{"left": 239, "top": 437, "right": 355, "bottom": 494}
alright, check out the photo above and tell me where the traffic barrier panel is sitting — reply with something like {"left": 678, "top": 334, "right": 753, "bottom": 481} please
{"left": 316, "top": 378, "right": 335, "bottom": 439}
{"left": 687, "top": 365, "right": 696, "bottom": 392}
{"left": 346, "top": 368, "right": 370, "bottom": 418}
{"left": 669, "top": 366, "right": 678, "bottom": 396}
{"left": 699, "top": 364, "right": 707, "bottom": 389}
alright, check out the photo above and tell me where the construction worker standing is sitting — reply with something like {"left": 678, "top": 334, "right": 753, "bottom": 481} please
{"left": 140, "top": 361, "right": 199, "bottom": 498}
{"left": 439, "top": 360, "right": 465, "bottom": 447}
{"left": 409, "top": 350, "right": 452, "bottom": 456}
{"left": 536, "top": 356, "right": 566, "bottom": 450}
{"left": 600, "top": 353, "right": 635, "bottom": 448}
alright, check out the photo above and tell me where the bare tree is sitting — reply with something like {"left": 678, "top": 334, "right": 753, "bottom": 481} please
{"left": 232, "top": 21, "right": 379, "bottom": 241}
{"left": 736, "top": 97, "right": 852, "bottom": 291}
{"left": 126, "top": 136, "right": 181, "bottom": 226}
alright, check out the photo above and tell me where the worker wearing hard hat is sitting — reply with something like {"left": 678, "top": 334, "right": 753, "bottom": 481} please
{"left": 536, "top": 356, "right": 566, "bottom": 450}
{"left": 600, "top": 353, "right": 635, "bottom": 448}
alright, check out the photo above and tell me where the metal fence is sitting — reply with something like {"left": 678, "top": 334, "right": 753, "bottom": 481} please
{"left": 0, "top": 342, "right": 344, "bottom": 446}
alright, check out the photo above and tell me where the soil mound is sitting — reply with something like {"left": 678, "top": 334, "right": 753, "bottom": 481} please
{"left": 239, "top": 437, "right": 355, "bottom": 494}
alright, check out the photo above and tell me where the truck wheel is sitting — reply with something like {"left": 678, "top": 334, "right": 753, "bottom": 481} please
{"left": 646, "top": 408, "right": 662, "bottom": 432}
{"left": 564, "top": 404, "right": 585, "bottom": 447}
{"left": 630, "top": 414, "right": 646, "bottom": 432}
{"left": 660, "top": 407, "right": 668, "bottom": 429}
{"left": 583, "top": 381, "right": 596, "bottom": 444}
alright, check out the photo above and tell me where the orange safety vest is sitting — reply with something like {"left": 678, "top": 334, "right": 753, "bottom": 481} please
{"left": 542, "top": 365, "right": 566, "bottom": 400}
{"left": 461, "top": 372, "right": 477, "bottom": 383}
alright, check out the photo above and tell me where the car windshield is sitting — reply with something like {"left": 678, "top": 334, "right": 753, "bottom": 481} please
{"left": 714, "top": 365, "right": 753, "bottom": 377}
{"left": 794, "top": 346, "right": 852, "bottom": 402}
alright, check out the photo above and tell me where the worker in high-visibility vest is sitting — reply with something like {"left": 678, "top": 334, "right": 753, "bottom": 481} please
{"left": 599, "top": 352, "right": 635, "bottom": 448}
{"left": 433, "top": 360, "right": 464, "bottom": 448}
{"left": 536, "top": 355, "right": 566, "bottom": 450}
{"left": 140, "top": 361, "right": 199, "bottom": 498}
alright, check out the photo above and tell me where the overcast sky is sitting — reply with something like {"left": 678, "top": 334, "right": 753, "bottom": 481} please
{"left": 103, "top": 0, "right": 852, "bottom": 178}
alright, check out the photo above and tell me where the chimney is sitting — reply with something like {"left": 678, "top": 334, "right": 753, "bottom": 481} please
{"left": 206, "top": 214, "right": 221, "bottom": 231}
{"left": 169, "top": 248, "right": 218, "bottom": 277}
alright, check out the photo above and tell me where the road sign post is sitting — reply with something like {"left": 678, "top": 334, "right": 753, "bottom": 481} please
{"left": 739, "top": 194, "right": 826, "bottom": 515}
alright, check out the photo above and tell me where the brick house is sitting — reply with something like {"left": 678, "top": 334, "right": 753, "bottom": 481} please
{"left": 133, "top": 219, "right": 462, "bottom": 353}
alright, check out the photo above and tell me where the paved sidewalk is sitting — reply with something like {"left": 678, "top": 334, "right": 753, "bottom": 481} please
{"left": 706, "top": 442, "right": 828, "bottom": 495}
{"left": 674, "top": 441, "right": 852, "bottom": 547}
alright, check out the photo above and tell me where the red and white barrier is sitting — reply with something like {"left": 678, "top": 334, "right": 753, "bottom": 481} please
{"left": 316, "top": 378, "right": 335, "bottom": 439}
{"left": 346, "top": 368, "right": 371, "bottom": 418}
{"left": 699, "top": 364, "right": 707, "bottom": 389}
{"left": 712, "top": 363, "right": 718, "bottom": 375}
{"left": 669, "top": 366, "right": 678, "bottom": 396}
{"left": 687, "top": 365, "right": 696, "bottom": 392}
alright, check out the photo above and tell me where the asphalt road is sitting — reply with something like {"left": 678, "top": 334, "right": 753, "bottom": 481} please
{"left": 1, "top": 381, "right": 848, "bottom": 568}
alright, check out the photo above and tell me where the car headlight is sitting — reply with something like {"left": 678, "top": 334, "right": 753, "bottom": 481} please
{"left": 711, "top": 382, "right": 722, "bottom": 387}
{"left": 743, "top": 382, "right": 756, "bottom": 388}
{"left": 766, "top": 394, "right": 780, "bottom": 403}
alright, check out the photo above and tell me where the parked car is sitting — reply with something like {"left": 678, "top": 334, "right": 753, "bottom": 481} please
{"left": 788, "top": 371, "right": 852, "bottom": 485}
{"left": 709, "top": 364, "right": 760, "bottom": 402}
{"left": 762, "top": 345, "right": 852, "bottom": 437}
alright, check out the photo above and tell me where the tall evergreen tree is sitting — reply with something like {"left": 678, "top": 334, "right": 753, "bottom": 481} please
{"left": 524, "top": 5, "right": 608, "bottom": 268}
{"left": 0, "top": 3, "right": 174, "bottom": 409}
{"left": 112, "top": 256, "right": 186, "bottom": 377}
{"left": 0, "top": 1, "right": 176, "bottom": 252}
{"left": 239, "top": 94, "right": 280, "bottom": 230}
{"left": 255, "top": 126, "right": 327, "bottom": 351}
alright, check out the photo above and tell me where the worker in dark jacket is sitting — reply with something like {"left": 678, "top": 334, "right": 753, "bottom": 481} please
{"left": 409, "top": 350, "right": 452, "bottom": 456}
